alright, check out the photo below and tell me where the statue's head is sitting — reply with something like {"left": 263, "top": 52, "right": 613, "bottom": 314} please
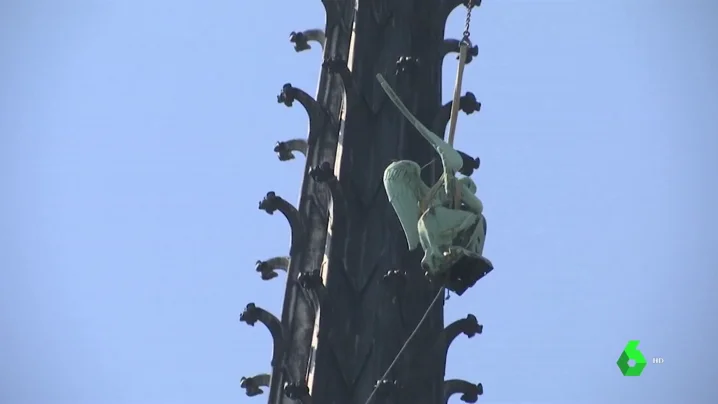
{"left": 459, "top": 177, "right": 477, "bottom": 194}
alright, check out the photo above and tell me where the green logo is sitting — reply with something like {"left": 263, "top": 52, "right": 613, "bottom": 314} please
{"left": 617, "top": 340, "right": 647, "bottom": 376}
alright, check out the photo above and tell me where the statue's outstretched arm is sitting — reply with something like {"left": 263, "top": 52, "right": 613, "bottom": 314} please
{"left": 460, "top": 184, "right": 484, "bottom": 215}
{"left": 376, "top": 74, "right": 463, "bottom": 175}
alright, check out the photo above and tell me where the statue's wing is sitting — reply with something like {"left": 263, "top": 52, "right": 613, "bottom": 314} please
{"left": 384, "top": 162, "right": 424, "bottom": 251}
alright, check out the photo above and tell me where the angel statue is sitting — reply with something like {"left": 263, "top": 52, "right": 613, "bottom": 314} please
{"left": 377, "top": 74, "right": 493, "bottom": 296}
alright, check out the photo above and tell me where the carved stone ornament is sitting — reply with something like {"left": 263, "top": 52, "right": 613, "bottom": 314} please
{"left": 432, "top": 92, "right": 482, "bottom": 176}
{"left": 444, "top": 379, "right": 483, "bottom": 403}
{"left": 396, "top": 55, "right": 421, "bottom": 76}
{"left": 284, "top": 381, "right": 313, "bottom": 403}
{"left": 440, "top": 0, "right": 482, "bottom": 27}
{"left": 289, "top": 29, "right": 326, "bottom": 52}
{"left": 274, "top": 139, "right": 308, "bottom": 162}
{"left": 240, "top": 373, "right": 270, "bottom": 397}
{"left": 432, "top": 91, "right": 481, "bottom": 137}
{"left": 382, "top": 269, "right": 407, "bottom": 292}
{"left": 297, "top": 269, "right": 328, "bottom": 307}
{"left": 255, "top": 256, "right": 289, "bottom": 280}
{"left": 374, "top": 379, "right": 400, "bottom": 398}
{"left": 239, "top": 303, "right": 285, "bottom": 366}
{"left": 309, "top": 161, "right": 349, "bottom": 216}
{"left": 258, "top": 191, "right": 306, "bottom": 255}
{"left": 323, "top": 58, "right": 359, "bottom": 110}
{"left": 277, "top": 83, "right": 328, "bottom": 143}
{"left": 437, "top": 314, "right": 483, "bottom": 360}
{"left": 441, "top": 39, "right": 479, "bottom": 64}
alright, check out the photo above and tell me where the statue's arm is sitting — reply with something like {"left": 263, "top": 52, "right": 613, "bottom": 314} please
{"left": 460, "top": 184, "right": 484, "bottom": 215}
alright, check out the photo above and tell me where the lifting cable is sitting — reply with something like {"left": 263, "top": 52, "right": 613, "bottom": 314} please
{"left": 362, "top": 286, "right": 446, "bottom": 404}
{"left": 363, "top": 2, "right": 474, "bottom": 403}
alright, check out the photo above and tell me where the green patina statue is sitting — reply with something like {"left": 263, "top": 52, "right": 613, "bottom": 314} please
{"left": 377, "top": 74, "right": 493, "bottom": 295}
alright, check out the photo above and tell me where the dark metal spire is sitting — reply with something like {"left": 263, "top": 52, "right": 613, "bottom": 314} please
{"left": 240, "top": 1, "right": 490, "bottom": 403}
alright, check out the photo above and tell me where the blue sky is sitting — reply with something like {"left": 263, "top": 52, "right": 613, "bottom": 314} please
{"left": 1, "top": 0, "right": 716, "bottom": 403}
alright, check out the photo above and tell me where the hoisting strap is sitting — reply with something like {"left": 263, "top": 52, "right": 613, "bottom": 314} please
{"left": 448, "top": 42, "right": 469, "bottom": 208}
{"left": 447, "top": 42, "right": 469, "bottom": 148}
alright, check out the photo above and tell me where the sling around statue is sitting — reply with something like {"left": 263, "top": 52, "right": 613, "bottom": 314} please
{"left": 377, "top": 74, "right": 493, "bottom": 296}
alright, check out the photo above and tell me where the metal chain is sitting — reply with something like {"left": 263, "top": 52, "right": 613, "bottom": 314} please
{"left": 463, "top": 0, "right": 474, "bottom": 43}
